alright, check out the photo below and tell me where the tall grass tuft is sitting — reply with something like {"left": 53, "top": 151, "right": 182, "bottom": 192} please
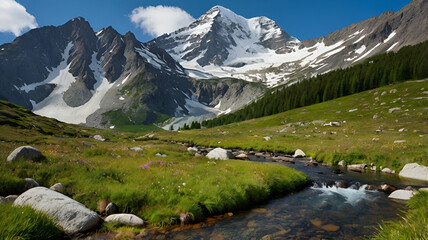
{"left": 0, "top": 203, "right": 63, "bottom": 240}
{"left": 370, "top": 191, "right": 428, "bottom": 240}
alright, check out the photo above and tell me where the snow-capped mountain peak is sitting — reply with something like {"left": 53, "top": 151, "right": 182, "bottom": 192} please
{"left": 152, "top": 5, "right": 297, "bottom": 71}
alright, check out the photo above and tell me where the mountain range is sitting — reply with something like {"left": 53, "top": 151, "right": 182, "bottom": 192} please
{"left": 0, "top": 0, "right": 427, "bottom": 129}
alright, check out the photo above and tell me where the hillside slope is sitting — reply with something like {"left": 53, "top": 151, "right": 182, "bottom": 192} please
{"left": 159, "top": 80, "right": 428, "bottom": 170}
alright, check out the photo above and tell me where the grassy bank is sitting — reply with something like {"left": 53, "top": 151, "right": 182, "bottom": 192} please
{"left": 0, "top": 101, "right": 310, "bottom": 228}
{"left": 370, "top": 191, "right": 428, "bottom": 240}
{"left": 158, "top": 80, "right": 428, "bottom": 171}
{"left": 0, "top": 203, "right": 63, "bottom": 240}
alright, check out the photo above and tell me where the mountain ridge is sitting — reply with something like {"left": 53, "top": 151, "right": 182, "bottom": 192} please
{"left": 153, "top": 1, "right": 428, "bottom": 86}
{"left": 0, "top": 17, "right": 263, "bottom": 128}
{"left": 0, "top": 0, "right": 427, "bottom": 129}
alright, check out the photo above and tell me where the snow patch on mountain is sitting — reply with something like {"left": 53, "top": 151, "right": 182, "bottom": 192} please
{"left": 384, "top": 31, "right": 397, "bottom": 43}
{"left": 32, "top": 45, "right": 114, "bottom": 124}
{"left": 353, "top": 43, "right": 382, "bottom": 63}
{"left": 387, "top": 42, "right": 399, "bottom": 52}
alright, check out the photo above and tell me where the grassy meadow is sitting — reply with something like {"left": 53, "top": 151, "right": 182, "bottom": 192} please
{"left": 0, "top": 100, "right": 309, "bottom": 231}
{"left": 0, "top": 80, "right": 427, "bottom": 238}
{"left": 159, "top": 80, "right": 428, "bottom": 171}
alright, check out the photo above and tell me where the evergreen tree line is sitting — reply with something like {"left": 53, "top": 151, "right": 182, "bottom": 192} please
{"left": 175, "top": 121, "right": 201, "bottom": 131}
{"left": 199, "top": 41, "right": 428, "bottom": 128}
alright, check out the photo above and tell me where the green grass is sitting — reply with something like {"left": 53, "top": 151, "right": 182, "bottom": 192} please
{"left": 0, "top": 175, "right": 26, "bottom": 195}
{"left": 0, "top": 203, "right": 63, "bottom": 240}
{"left": 158, "top": 80, "right": 428, "bottom": 171}
{"left": 370, "top": 191, "right": 428, "bottom": 240}
{"left": 0, "top": 100, "right": 310, "bottom": 229}
{"left": 0, "top": 143, "right": 309, "bottom": 227}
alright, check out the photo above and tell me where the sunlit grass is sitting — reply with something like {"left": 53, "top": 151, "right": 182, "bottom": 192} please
{"left": 158, "top": 80, "right": 428, "bottom": 170}
{"left": 0, "top": 203, "right": 63, "bottom": 240}
{"left": 0, "top": 138, "right": 309, "bottom": 227}
{"left": 370, "top": 191, "right": 428, "bottom": 240}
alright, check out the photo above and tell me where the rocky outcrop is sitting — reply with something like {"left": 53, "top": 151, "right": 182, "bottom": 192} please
{"left": 399, "top": 163, "right": 428, "bottom": 181}
{"left": 7, "top": 146, "right": 45, "bottom": 162}
{"left": 104, "top": 214, "right": 144, "bottom": 227}
{"left": 13, "top": 187, "right": 102, "bottom": 234}
{"left": 206, "top": 148, "right": 235, "bottom": 160}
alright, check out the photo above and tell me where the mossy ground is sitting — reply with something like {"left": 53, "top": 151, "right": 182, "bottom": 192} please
{"left": 158, "top": 80, "right": 428, "bottom": 171}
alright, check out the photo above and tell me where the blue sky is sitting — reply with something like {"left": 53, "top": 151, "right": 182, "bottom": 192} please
{"left": 0, "top": 0, "right": 411, "bottom": 45}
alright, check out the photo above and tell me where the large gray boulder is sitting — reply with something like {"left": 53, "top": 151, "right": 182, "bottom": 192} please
{"left": 7, "top": 146, "right": 45, "bottom": 162}
{"left": 13, "top": 187, "right": 102, "bottom": 234}
{"left": 399, "top": 163, "right": 428, "bottom": 181}
{"left": 206, "top": 148, "right": 234, "bottom": 160}
{"left": 104, "top": 214, "right": 144, "bottom": 227}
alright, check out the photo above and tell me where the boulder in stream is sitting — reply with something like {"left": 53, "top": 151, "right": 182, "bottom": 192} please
{"left": 347, "top": 164, "right": 367, "bottom": 172}
{"left": 293, "top": 149, "right": 305, "bottom": 158}
{"left": 206, "top": 148, "right": 234, "bottom": 160}
{"left": 399, "top": 163, "right": 428, "bottom": 181}
{"left": 235, "top": 153, "right": 249, "bottom": 160}
{"left": 388, "top": 189, "right": 415, "bottom": 201}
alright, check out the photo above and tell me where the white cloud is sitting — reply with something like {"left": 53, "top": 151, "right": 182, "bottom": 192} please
{"left": 0, "top": 0, "right": 38, "bottom": 36}
{"left": 130, "top": 5, "right": 194, "bottom": 37}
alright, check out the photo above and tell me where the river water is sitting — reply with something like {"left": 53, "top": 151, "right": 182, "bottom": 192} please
{"left": 146, "top": 155, "right": 427, "bottom": 240}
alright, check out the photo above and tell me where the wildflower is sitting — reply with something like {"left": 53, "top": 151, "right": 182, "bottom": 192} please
{"left": 158, "top": 181, "right": 160, "bottom": 184}
{"left": 178, "top": 186, "right": 181, "bottom": 189}
{"left": 189, "top": 189, "right": 192, "bottom": 191}
{"left": 182, "top": 182, "right": 186, "bottom": 186}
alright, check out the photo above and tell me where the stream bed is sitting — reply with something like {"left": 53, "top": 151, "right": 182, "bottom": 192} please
{"left": 146, "top": 155, "right": 427, "bottom": 240}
